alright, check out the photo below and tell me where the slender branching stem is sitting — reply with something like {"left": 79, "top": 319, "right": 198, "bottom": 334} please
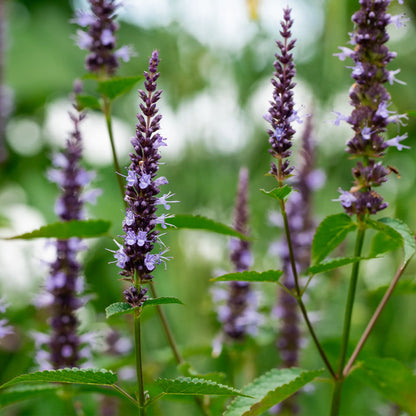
{"left": 330, "top": 226, "right": 366, "bottom": 416}
{"left": 134, "top": 313, "right": 146, "bottom": 416}
{"left": 343, "top": 258, "right": 412, "bottom": 377}
{"left": 103, "top": 97, "right": 126, "bottom": 204}
{"left": 149, "top": 282, "right": 183, "bottom": 364}
{"left": 112, "top": 384, "right": 139, "bottom": 407}
{"left": 279, "top": 198, "right": 336, "bottom": 379}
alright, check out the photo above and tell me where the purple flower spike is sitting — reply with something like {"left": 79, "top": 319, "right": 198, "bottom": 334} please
{"left": 266, "top": 7, "right": 297, "bottom": 182}
{"left": 46, "top": 107, "right": 99, "bottom": 369}
{"left": 0, "top": 298, "right": 13, "bottom": 340}
{"left": 112, "top": 51, "right": 177, "bottom": 284}
{"left": 73, "top": 0, "right": 134, "bottom": 75}
{"left": 335, "top": 0, "right": 408, "bottom": 217}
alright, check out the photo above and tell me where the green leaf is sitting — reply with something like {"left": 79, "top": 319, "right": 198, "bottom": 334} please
{"left": 378, "top": 218, "right": 415, "bottom": 264}
{"left": 311, "top": 214, "right": 357, "bottom": 264}
{"left": 260, "top": 185, "right": 293, "bottom": 201}
{"left": 211, "top": 270, "right": 283, "bottom": 283}
{"left": 97, "top": 76, "right": 143, "bottom": 100}
{"left": 105, "top": 302, "right": 133, "bottom": 319}
{"left": 306, "top": 257, "right": 362, "bottom": 275}
{"left": 156, "top": 377, "right": 248, "bottom": 397}
{"left": 369, "top": 230, "right": 401, "bottom": 259}
{"left": 106, "top": 297, "right": 183, "bottom": 319}
{"left": 144, "top": 297, "right": 184, "bottom": 307}
{"left": 4, "top": 220, "right": 111, "bottom": 240}
{"left": 169, "top": 214, "right": 248, "bottom": 240}
{"left": 353, "top": 357, "right": 416, "bottom": 415}
{"left": 370, "top": 280, "right": 416, "bottom": 297}
{"left": 408, "top": 110, "right": 416, "bottom": 118}
{"left": 0, "top": 384, "right": 59, "bottom": 407}
{"left": 75, "top": 94, "right": 101, "bottom": 111}
{"left": 0, "top": 368, "right": 117, "bottom": 390}
{"left": 224, "top": 368, "right": 323, "bottom": 416}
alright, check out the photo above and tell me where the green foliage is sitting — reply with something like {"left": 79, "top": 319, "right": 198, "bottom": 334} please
{"left": 211, "top": 270, "right": 283, "bottom": 283}
{"left": 0, "top": 385, "right": 60, "bottom": 408}
{"left": 305, "top": 257, "right": 363, "bottom": 275}
{"left": 4, "top": 220, "right": 111, "bottom": 240}
{"left": 223, "top": 368, "right": 324, "bottom": 416}
{"left": 169, "top": 214, "right": 248, "bottom": 240}
{"left": 354, "top": 357, "right": 416, "bottom": 415}
{"left": 155, "top": 377, "right": 248, "bottom": 397}
{"left": 97, "top": 76, "right": 144, "bottom": 100}
{"left": 105, "top": 297, "right": 183, "bottom": 318}
{"left": 0, "top": 368, "right": 117, "bottom": 390}
{"left": 311, "top": 214, "right": 357, "bottom": 264}
{"left": 177, "top": 362, "right": 226, "bottom": 384}
{"left": 75, "top": 94, "right": 102, "bottom": 111}
{"left": 260, "top": 185, "right": 293, "bottom": 201}
{"left": 366, "top": 218, "right": 415, "bottom": 264}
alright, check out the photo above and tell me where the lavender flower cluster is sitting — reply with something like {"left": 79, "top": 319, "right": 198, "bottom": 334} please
{"left": 265, "top": 7, "right": 298, "bottom": 182}
{"left": 334, "top": 0, "right": 409, "bottom": 216}
{"left": 111, "top": 51, "right": 177, "bottom": 303}
{"left": 73, "top": 0, "right": 132, "bottom": 75}
{"left": 38, "top": 109, "right": 100, "bottom": 369}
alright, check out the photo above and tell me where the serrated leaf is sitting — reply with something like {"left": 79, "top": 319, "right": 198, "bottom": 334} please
{"left": 378, "top": 218, "right": 415, "bottom": 264}
{"left": 105, "top": 302, "right": 133, "bottom": 319}
{"left": 97, "top": 76, "right": 143, "bottom": 100}
{"left": 311, "top": 214, "right": 357, "bottom": 264}
{"left": 4, "top": 220, "right": 111, "bottom": 240}
{"left": 106, "top": 297, "right": 183, "bottom": 319}
{"left": 0, "top": 368, "right": 117, "bottom": 390}
{"left": 306, "top": 257, "right": 362, "bottom": 275}
{"left": 0, "top": 384, "right": 59, "bottom": 407}
{"left": 353, "top": 357, "right": 416, "bottom": 415}
{"left": 156, "top": 377, "right": 248, "bottom": 397}
{"left": 211, "top": 270, "right": 283, "bottom": 283}
{"left": 224, "top": 368, "right": 323, "bottom": 416}
{"left": 260, "top": 185, "right": 293, "bottom": 201}
{"left": 169, "top": 214, "right": 248, "bottom": 240}
{"left": 75, "top": 94, "right": 101, "bottom": 111}
{"left": 144, "top": 297, "right": 183, "bottom": 307}
{"left": 369, "top": 231, "right": 401, "bottom": 259}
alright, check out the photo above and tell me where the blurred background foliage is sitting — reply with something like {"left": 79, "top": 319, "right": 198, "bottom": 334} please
{"left": 0, "top": 0, "right": 416, "bottom": 414}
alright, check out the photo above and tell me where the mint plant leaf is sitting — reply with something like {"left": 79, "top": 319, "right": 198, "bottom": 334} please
{"left": 5, "top": 220, "right": 111, "bottom": 240}
{"left": 311, "top": 214, "right": 357, "bottom": 264}
{"left": 0, "top": 368, "right": 117, "bottom": 390}
{"left": 260, "top": 185, "right": 293, "bottom": 201}
{"left": 169, "top": 214, "right": 248, "bottom": 240}
{"left": 97, "top": 76, "right": 143, "bottom": 100}
{"left": 224, "top": 368, "right": 323, "bottom": 416}
{"left": 211, "top": 270, "right": 283, "bottom": 283}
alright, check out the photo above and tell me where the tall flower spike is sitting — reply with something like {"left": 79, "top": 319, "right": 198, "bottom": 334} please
{"left": 271, "top": 115, "right": 323, "bottom": 415}
{"left": 111, "top": 50, "right": 177, "bottom": 288}
{"left": 334, "top": 0, "right": 408, "bottom": 216}
{"left": 266, "top": 7, "right": 297, "bottom": 182}
{"left": 73, "top": 0, "right": 133, "bottom": 75}
{"left": 222, "top": 168, "right": 258, "bottom": 341}
{"left": 46, "top": 106, "right": 99, "bottom": 369}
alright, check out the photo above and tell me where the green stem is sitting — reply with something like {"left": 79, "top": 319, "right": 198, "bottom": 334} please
{"left": 134, "top": 313, "right": 146, "bottom": 416}
{"left": 343, "top": 259, "right": 411, "bottom": 377}
{"left": 103, "top": 98, "right": 126, "bottom": 204}
{"left": 330, "top": 227, "right": 366, "bottom": 415}
{"left": 149, "top": 282, "right": 183, "bottom": 364}
{"left": 112, "top": 384, "right": 139, "bottom": 407}
{"left": 280, "top": 199, "right": 336, "bottom": 379}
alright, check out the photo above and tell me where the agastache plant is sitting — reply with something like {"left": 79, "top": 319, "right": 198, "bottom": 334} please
{"left": 330, "top": 1, "right": 409, "bottom": 414}
{"left": 213, "top": 168, "right": 259, "bottom": 349}
{"left": 111, "top": 50, "right": 176, "bottom": 293}
{"left": 333, "top": 0, "right": 409, "bottom": 216}
{"left": 45, "top": 105, "right": 99, "bottom": 369}
{"left": 272, "top": 116, "right": 323, "bottom": 415}
{"left": 73, "top": 0, "right": 132, "bottom": 76}
{"left": 0, "top": 297, "right": 13, "bottom": 341}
